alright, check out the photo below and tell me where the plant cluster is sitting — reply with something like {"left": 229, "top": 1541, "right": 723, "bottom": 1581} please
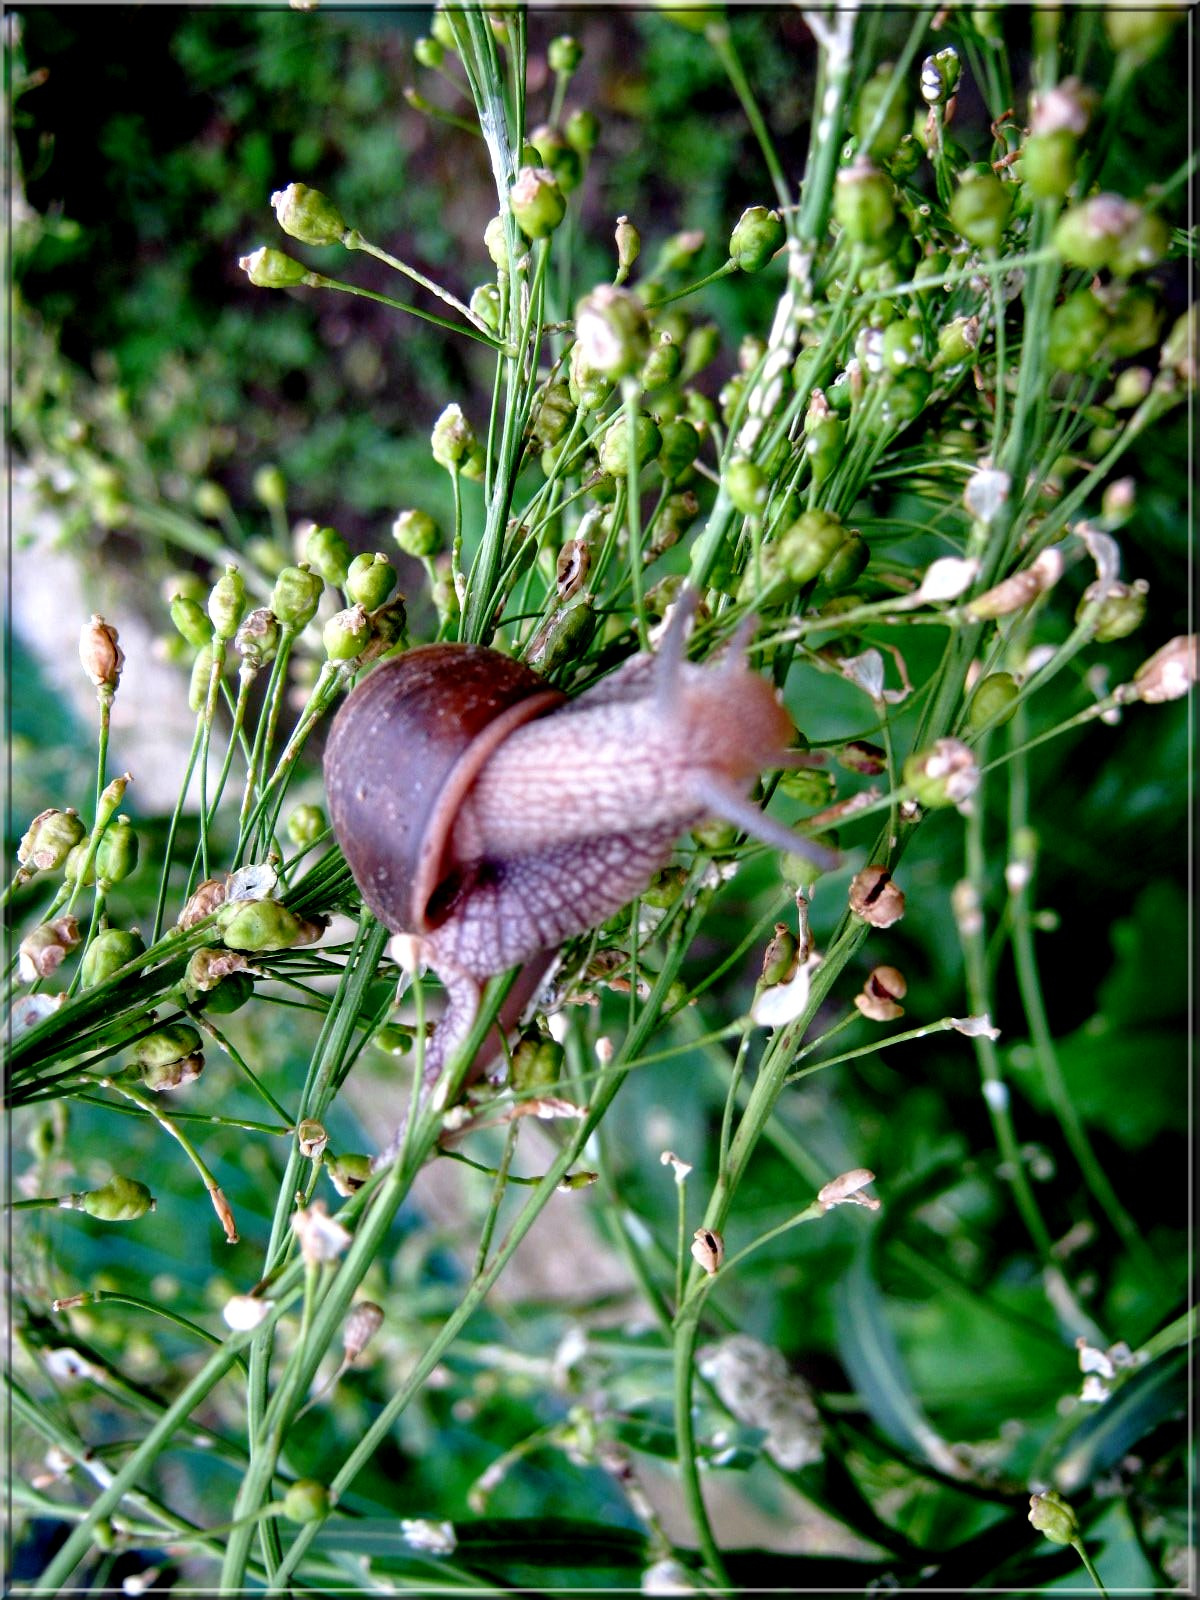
{"left": 7, "top": 5, "right": 1194, "bottom": 1594}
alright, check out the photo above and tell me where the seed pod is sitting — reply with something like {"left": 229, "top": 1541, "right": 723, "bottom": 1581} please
{"left": 270, "top": 565, "right": 324, "bottom": 630}
{"left": 304, "top": 525, "right": 352, "bottom": 587}
{"left": 529, "top": 124, "right": 582, "bottom": 194}
{"left": 235, "top": 608, "right": 281, "bottom": 671}
{"left": 392, "top": 508, "right": 441, "bottom": 559}
{"left": 271, "top": 182, "right": 347, "bottom": 247}
{"left": 760, "top": 923, "right": 799, "bottom": 987}
{"left": 297, "top": 1120, "right": 328, "bottom": 1160}
{"left": 724, "top": 457, "right": 768, "bottom": 516}
{"left": 18, "top": 916, "right": 80, "bottom": 982}
{"left": 1079, "top": 578, "right": 1149, "bottom": 643}
{"left": 1054, "top": 194, "right": 1167, "bottom": 276}
{"left": 1048, "top": 288, "right": 1111, "bottom": 373}
{"left": 848, "top": 865, "right": 905, "bottom": 928}
{"left": 18, "top": 808, "right": 86, "bottom": 875}
{"left": 855, "top": 965, "right": 907, "bottom": 1021}
{"left": 239, "top": 247, "right": 309, "bottom": 289}
{"left": 657, "top": 419, "right": 701, "bottom": 481}
{"left": 564, "top": 107, "right": 599, "bottom": 156}
{"left": 414, "top": 34, "right": 444, "bottom": 68}
{"left": 903, "top": 737, "right": 980, "bottom": 808}
{"left": 208, "top": 566, "right": 247, "bottom": 641}
{"left": 80, "top": 615, "right": 123, "bottom": 694}
{"left": 614, "top": 214, "right": 641, "bottom": 282}
{"left": 218, "top": 898, "right": 324, "bottom": 952}
{"left": 854, "top": 64, "right": 911, "bottom": 161}
{"left": 967, "top": 671, "right": 1020, "bottom": 730}
{"left": 833, "top": 159, "right": 896, "bottom": 245}
{"left": 510, "top": 1029, "right": 565, "bottom": 1093}
{"left": 170, "top": 595, "right": 212, "bottom": 648}
{"left": 575, "top": 285, "right": 651, "bottom": 379}
{"left": 778, "top": 510, "right": 847, "bottom": 587}
{"left": 1021, "top": 131, "right": 1079, "bottom": 200}
{"left": 818, "top": 531, "right": 869, "bottom": 592}
{"left": 641, "top": 332, "right": 681, "bottom": 391}
{"left": 509, "top": 165, "right": 566, "bottom": 239}
{"left": 430, "top": 403, "right": 476, "bottom": 471}
{"left": 77, "top": 1175, "right": 155, "bottom": 1222}
{"left": 80, "top": 927, "right": 146, "bottom": 989}
{"left": 343, "top": 1299, "right": 384, "bottom": 1361}
{"left": 326, "top": 1153, "right": 372, "bottom": 1196}
{"left": 95, "top": 815, "right": 138, "bottom": 884}
{"left": 729, "top": 205, "right": 785, "bottom": 272}
{"left": 1130, "top": 634, "right": 1198, "bottom": 703}
{"left": 949, "top": 169, "right": 1012, "bottom": 253}
{"left": 287, "top": 803, "right": 327, "bottom": 848}
{"left": 598, "top": 411, "right": 662, "bottom": 478}
{"left": 691, "top": 1227, "right": 724, "bottom": 1275}
{"left": 1028, "top": 1489, "right": 1080, "bottom": 1547}
{"left": 282, "top": 1480, "right": 330, "bottom": 1523}
{"left": 188, "top": 644, "right": 219, "bottom": 714}
{"left": 133, "top": 1023, "right": 203, "bottom": 1072}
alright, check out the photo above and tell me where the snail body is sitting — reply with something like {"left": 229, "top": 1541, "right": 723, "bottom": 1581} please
{"left": 324, "top": 595, "right": 829, "bottom": 1133}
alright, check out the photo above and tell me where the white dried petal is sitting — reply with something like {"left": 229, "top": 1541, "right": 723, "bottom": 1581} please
{"left": 752, "top": 953, "right": 821, "bottom": 1027}
{"left": 641, "top": 1558, "right": 698, "bottom": 1595}
{"left": 1080, "top": 1374, "right": 1110, "bottom": 1404}
{"left": 660, "top": 1150, "right": 693, "bottom": 1184}
{"left": 818, "top": 1168, "right": 880, "bottom": 1210}
{"left": 1077, "top": 1340, "right": 1116, "bottom": 1379}
{"left": 916, "top": 556, "right": 979, "bottom": 602}
{"left": 226, "top": 862, "right": 278, "bottom": 901}
{"left": 223, "top": 1294, "right": 274, "bottom": 1331}
{"left": 699, "top": 1334, "right": 823, "bottom": 1471}
{"left": 952, "top": 1014, "right": 1001, "bottom": 1039}
{"left": 401, "top": 1518, "right": 457, "bottom": 1554}
{"left": 290, "top": 1201, "right": 352, "bottom": 1265}
{"left": 964, "top": 467, "right": 1011, "bottom": 526}
{"left": 1078, "top": 524, "right": 1121, "bottom": 589}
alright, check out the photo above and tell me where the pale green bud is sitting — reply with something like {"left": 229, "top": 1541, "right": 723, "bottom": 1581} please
{"left": 271, "top": 182, "right": 347, "bottom": 247}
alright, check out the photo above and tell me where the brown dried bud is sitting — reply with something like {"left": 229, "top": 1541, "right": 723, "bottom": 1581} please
{"left": 848, "top": 865, "right": 906, "bottom": 928}
{"left": 967, "top": 548, "right": 1063, "bottom": 619}
{"left": 854, "top": 965, "right": 907, "bottom": 1022}
{"left": 290, "top": 1199, "right": 352, "bottom": 1266}
{"left": 817, "top": 1168, "right": 880, "bottom": 1211}
{"left": 177, "top": 878, "right": 228, "bottom": 930}
{"left": 79, "top": 615, "right": 124, "bottom": 693}
{"left": 691, "top": 1227, "right": 724, "bottom": 1275}
{"left": 184, "top": 947, "right": 253, "bottom": 992}
{"left": 837, "top": 740, "right": 887, "bottom": 776}
{"left": 342, "top": 1300, "right": 384, "bottom": 1362}
{"left": 1129, "top": 634, "right": 1198, "bottom": 703}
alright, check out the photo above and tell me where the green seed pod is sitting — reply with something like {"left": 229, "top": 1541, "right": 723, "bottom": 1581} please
{"left": 729, "top": 204, "right": 785, "bottom": 272}
{"left": 1106, "top": 287, "right": 1162, "bottom": 358}
{"left": 529, "top": 381, "right": 575, "bottom": 452}
{"left": 564, "top": 106, "right": 599, "bottom": 155}
{"left": 303, "top": 525, "right": 351, "bottom": 587}
{"left": 528, "top": 598, "right": 596, "bottom": 674}
{"left": 431, "top": 403, "right": 476, "bottom": 470}
{"left": 880, "top": 367, "right": 932, "bottom": 429}
{"left": 133, "top": 1023, "right": 203, "bottom": 1071}
{"left": 655, "top": 227, "right": 705, "bottom": 276}
{"left": 903, "top": 737, "right": 980, "bottom": 808}
{"left": 642, "top": 864, "right": 687, "bottom": 909}
{"left": 392, "top": 508, "right": 440, "bottom": 558}
{"left": 208, "top": 565, "right": 247, "bottom": 642}
{"left": 431, "top": 556, "right": 460, "bottom": 626}
{"left": 81, "top": 927, "right": 146, "bottom": 989}
{"left": 188, "top": 644, "right": 219, "bottom": 714}
{"left": 718, "top": 371, "right": 747, "bottom": 427}
{"left": 1109, "top": 208, "right": 1171, "bottom": 278}
{"left": 967, "top": 671, "right": 1020, "bottom": 730}
{"left": 598, "top": 411, "right": 662, "bottom": 477}
{"left": 1054, "top": 194, "right": 1168, "bottom": 276}
{"left": 510, "top": 1028, "right": 565, "bottom": 1093}
{"left": 323, "top": 604, "right": 372, "bottom": 661}
{"left": 414, "top": 34, "right": 444, "bottom": 68}
{"left": 79, "top": 1175, "right": 154, "bottom": 1222}
{"left": 614, "top": 215, "right": 641, "bottom": 284}
{"left": 777, "top": 766, "right": 835, "bottom": 807}
{"left": 18, "top": 808, "right": 87, "bottom": 874}
{"left": 460, "top": 442, "right": 488, "bottom": 483}
{"left": 833, "top": 158, "right": 896, "bottom": 245}
{"left": 1079, "top": 578, "right": 1149, "bottom": 642}
{"left": 1161, "top": 303, "right": 1197, "bottom": 379}
{"left": 887, "top": 132, "right": 922, "bottom": 180}
{"left": 640, "top": 332, "right": 682, "bottom": 391}
{"left": 95, "top": 815, "right": 138, "bottom": 884}
{"left": 880, "top": 315, "right": 925, "bottom": 372}
{"left": 529, "top": 124, "right": 583, "bottom": 194}
{"left": 327, "top": 1153, "right": 372, "bottom": 1196}
{"left": 1020, "top": 130, "right": 1078, "bottom": 200}
{"left": 287, "top": 802, "right": 327, "bottom": 848}
{"left": 724, "top": 457, "right": 768, "bottom": 516}
{"left": 194, "top": 481, "right": 231, "bottom": 521}
{"left": 202, "top": 969, "right": 255, "bottom": 1015}
{"left": 469, "top": 282, "right": 502, "bottom": 333}
{"left": 568, "top": 341, "right": 613, "bottom": 412}
{"left": 270, "top": 565, "right": 324, "bottom": 629}
{"left": 818, "top": 530, "right": 869, "bottom": 591}
{"left": 854, "top": 66, "right": 911, "bottom": 161}
{"left": 949, "top": 169, "right": 1012, "bottom": 252}
{"left": 657, "top": 418, "right": 701, "bottom": 480}
{"left": 934, "top": 314, "right": 980, "bottom": 369}
{"left": 574, "top": 285, "right": 651, "bottom": 379}
{"left": 509, "top": 165, "right": 567, "bottom": 239}
{"left": 271, "top": 182, "right": 347, "bottom": 247}
{"left": 253, "top": 466, "right": 286, "bottom": 510}
{"left": 170, "top": 595, "right": 212, "bottom": 648}
{"left": 684, "top": 389, "right": 717, "bottom": 429}
{"left": 760, "top": 923, "right": 799, "bottom": 986}
{"left": 63, "top": 839, "right": 95, "bottom": 886}
{"left": 372, "top": 1023, "right": 413, "bottom": 1055}
{"left": 1104, "top": 4, "right": 1182, "bottom": 62}
{"left": 142, "top": 1051, "right": 205, "bottom": 1092}
{"left": 1028, "top": 1489, "right": 1080, "bottom": 1547}
{"left": 345, "top": 552, "right": 397, "bottom": 611}
{"left": 681, "top": 321, "right": 721, "bottom": 382}
{"left": 239, "top": 247, "right": 309, "bottom": 289}
{"left": 548, "top": 33, "right": 582, "bottom": 74}
{"left": 483, "top": 214, "right": 509, "bottom": 270}
{"left": 1047, "top": 287, "right": 1111, "bottom": 372}
{"left": 778, "top": 510, "right": 847, "bottom": 586}
{"left": 282, "top": 1480, "right": 330, "bottom": 1523}
{"left": 235, "top": 608, "right": 281, "bottom": 671}
{"left": 429, "top": 10, "right": 456, "bottom": 50}
{"left": 219, "top": 898, "right": 319, "bottom": 953}
{"left": 804, "top": 416, "right": 843, "bottom": 487}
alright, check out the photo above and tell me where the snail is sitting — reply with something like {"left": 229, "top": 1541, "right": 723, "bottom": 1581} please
{"left": 324, "top": 593, "right": 833, "bottom": 1154}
